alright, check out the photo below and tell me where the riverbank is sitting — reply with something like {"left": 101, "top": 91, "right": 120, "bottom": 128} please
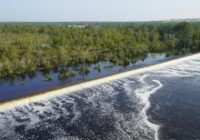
{"left": 0, "top": 53, "right": 199, "bottom": 111}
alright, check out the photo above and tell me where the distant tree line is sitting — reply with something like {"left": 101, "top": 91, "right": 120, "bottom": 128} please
{"left": 0, "top": 22, "right": 199, "bottom": 78}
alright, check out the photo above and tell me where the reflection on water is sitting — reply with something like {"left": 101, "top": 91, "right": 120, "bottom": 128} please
{"left": 0, "top": 53, "right": 168, "bottom": 102}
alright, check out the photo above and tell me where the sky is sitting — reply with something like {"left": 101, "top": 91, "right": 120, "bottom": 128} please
{"left": 0, "top": 0, "right": 199, "bottom": 22}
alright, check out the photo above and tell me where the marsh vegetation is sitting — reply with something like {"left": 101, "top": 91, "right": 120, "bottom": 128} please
{"left": 0, "top": 22, "right": 199, "bottom": 80}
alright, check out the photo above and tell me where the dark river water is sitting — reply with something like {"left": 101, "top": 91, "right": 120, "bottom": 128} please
{"left": 0, "top": 53, "right": 168, "bottom": 102}
{"left": 0, "top": 55, "right": 200, "bottom": 140}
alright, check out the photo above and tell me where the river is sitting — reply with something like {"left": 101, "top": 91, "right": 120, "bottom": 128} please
{"left": 0, "top": 53, "right": 200, "bottom": 140}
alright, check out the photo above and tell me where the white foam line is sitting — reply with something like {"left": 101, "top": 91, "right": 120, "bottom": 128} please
{"left": 149, "top": 80, "right": 163, "bottom": 140}
{"left": 136, "top": 75, "right": 163, "bottom": 140}
{"left": 0, "top": 53, "right": 200, "bottom": 111}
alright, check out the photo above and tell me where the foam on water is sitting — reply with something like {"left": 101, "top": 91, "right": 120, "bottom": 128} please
{"left": 0, "top": 53, "right": 200, "bottom": 140}
{"left": 135, "top": 75, "right": 163, "bottom": 140}
{"left": 155, "top": 57, "right": 200, "bottom": 78}
{"left": 0, "top": 76, "right": 158, "bottom": 140}
{"left": 0, "top": 74, "right": 164, "bottom": 140}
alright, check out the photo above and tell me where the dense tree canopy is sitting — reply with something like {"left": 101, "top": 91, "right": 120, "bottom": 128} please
{"left": 0, "top": 22, "right": 199, "bottom": 78}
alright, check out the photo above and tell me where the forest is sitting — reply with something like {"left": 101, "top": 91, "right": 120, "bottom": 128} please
{"left": 0, "top": 22, "right": 199, "bottom": 79}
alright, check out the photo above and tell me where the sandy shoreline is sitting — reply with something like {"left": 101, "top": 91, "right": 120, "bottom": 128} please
{"left": 0, "top": 53, "right": 200, "bottom": 111}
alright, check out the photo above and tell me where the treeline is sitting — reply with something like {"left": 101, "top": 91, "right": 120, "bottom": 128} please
{"left": 0, "top": 22, "right": 199, "bottom": 78}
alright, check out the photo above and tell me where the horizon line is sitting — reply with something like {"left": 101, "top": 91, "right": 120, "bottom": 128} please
{"left": 0, "top": 17, "right": 199, "bottom": 23}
